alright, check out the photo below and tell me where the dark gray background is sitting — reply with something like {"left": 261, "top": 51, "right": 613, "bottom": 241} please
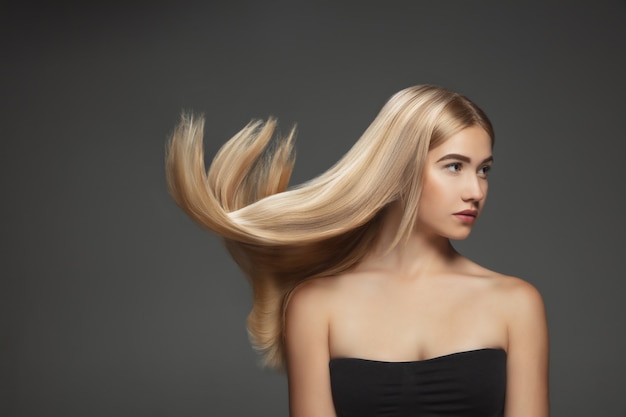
{"left": 2, "top": 1, "right": 625, "bottom": 416}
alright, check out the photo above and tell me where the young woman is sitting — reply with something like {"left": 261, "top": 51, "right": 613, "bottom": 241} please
{"left": 166, "top": 85, "right": 549, "bottom": 417}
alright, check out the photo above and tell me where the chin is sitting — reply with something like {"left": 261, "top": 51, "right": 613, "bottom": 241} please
{"left": 447, "top": 230, "right": 473, "bottom": 240}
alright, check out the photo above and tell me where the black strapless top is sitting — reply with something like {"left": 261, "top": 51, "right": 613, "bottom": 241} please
{"left": 329, "top": 348, "right": 506, "bottom": 417}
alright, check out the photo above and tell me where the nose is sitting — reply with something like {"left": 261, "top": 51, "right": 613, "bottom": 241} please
{"left": 461, "top": 175, "right": 486, "bottom": 203}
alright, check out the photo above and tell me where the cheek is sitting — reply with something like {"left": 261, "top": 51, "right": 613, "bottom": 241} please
{"left": 419, "top": 173, "right": 448, "bottom": 212}
{"left": 422, "top": 173, "right": 448, "bottom": 201}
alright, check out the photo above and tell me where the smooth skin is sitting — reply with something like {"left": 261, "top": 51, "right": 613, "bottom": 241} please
{"left": 285, "top": 126, "right": 550, "bottom": 417}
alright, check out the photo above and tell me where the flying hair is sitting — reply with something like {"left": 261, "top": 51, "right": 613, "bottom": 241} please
{"left": 165, "top": 85, "right": 494, "bottom": 369}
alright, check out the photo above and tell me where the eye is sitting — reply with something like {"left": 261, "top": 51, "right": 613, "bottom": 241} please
{"left": 445, "top": 162, "right": 462, "bottom": 173}
{"left": 478, "top": 165, "right": 491, "bottom": 178}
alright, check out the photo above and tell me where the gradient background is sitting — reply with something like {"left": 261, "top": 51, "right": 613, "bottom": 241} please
{"left": 2, "top": 2, "right": 625, "bottom": 416}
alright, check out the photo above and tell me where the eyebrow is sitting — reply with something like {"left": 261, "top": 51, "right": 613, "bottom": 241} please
{"left": 435, "top": 153, "right": 494, "bottom": 164}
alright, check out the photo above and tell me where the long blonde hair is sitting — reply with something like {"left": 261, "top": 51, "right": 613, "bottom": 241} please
{"left": 165, "top": 85, "right": 494, "bottom": 369}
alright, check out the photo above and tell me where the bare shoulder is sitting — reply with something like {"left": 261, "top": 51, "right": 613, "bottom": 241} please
{"left": 463, "top": 259, "right": 544, "bottom": 303}
{"left": 286, "top": 276, "right": 338, "bottom": 318}
{"left": 482, "top": 272, "right": 548, "bottom": 354}
{"left": 284, "top": 276, "right": 343, "bottom": 345}
{"left": 460, "top": 259, "right": 546, "bottom": 323}
{"left": 490, "top": 274, "right": 546, "bottom": 314}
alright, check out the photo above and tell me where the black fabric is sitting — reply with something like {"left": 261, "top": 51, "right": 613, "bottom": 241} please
{"left": 329, "top": 348, "right": 506, "bottom": 417}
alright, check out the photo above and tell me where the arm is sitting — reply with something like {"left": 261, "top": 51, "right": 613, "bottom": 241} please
{"left": 504, "top": 279, "right": 550, "bottom": 417}
{"left": 284, "top": 280, "right": 337, "bottom": 417}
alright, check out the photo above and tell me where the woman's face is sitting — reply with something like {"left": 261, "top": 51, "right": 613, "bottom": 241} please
{"left": 417, "top": 125, "right": 493, "bottom": 240}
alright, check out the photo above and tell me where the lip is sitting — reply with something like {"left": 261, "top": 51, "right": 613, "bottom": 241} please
{"left": 454, "top": 209, "right": 478, "bottom": 216}
{"left": 453, "top": 209, "right": 478, "bottom": 224}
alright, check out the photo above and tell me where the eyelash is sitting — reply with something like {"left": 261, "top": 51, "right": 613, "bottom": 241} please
{"left": 445, "top": 163, "right": 491, "bottom": 177}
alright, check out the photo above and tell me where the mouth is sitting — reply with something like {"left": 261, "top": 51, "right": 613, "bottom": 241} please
{"left": 453, "top": 209, "right": 478, "bottom": 224}
{"left": 454, "top": 209, "right": 478, "bottom": 217}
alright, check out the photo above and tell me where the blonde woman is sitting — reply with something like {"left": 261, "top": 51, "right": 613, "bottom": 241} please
{"left": 166, "top": 85, "right": 549, "bottom": 417}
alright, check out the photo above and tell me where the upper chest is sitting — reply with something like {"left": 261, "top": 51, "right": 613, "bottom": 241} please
{"left": 327, "top": 275, "right": 508, "bottom": 360}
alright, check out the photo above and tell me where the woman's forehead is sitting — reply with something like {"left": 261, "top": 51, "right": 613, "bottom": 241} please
{"left": 429, "top": 126, "right": 492, "bottom": 160}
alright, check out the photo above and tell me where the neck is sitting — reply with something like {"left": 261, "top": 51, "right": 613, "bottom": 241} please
{"left": 360, "top": 201, "right": 460, "bottom": 277}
